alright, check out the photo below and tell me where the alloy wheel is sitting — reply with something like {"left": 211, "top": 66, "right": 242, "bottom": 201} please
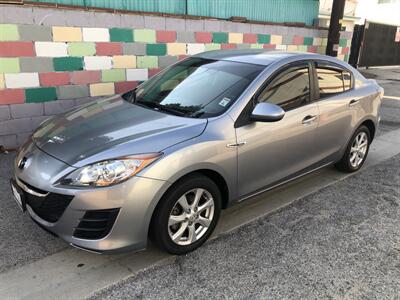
{"left": 349, "top": 131, "right": 368, "bottom": 168}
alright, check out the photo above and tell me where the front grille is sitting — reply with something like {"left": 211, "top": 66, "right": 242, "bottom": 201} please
{"left": 73, "top": 208, "right": 120, "bottom": 240}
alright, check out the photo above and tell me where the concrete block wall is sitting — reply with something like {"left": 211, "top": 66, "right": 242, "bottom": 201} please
{"left": 0, "top": 4, "right": 353, "bottom": 149}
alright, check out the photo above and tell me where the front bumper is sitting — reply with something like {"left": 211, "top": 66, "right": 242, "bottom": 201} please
{"left": 13, "top": 142, "right": 171, "bottom": 253}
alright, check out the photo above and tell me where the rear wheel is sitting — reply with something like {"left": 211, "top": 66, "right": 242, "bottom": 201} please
{"left": 150, "top": 174, "right": 222, "bottom": 255}
{"left": 335, "top": 125, "right": 371, "bottom": 172}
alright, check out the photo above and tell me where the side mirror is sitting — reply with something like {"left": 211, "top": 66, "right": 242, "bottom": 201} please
{"left": 250, "top": 102, "right": 285, "bottom": 122}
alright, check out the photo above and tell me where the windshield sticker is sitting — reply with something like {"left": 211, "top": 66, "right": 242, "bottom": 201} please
{"left": 219, "top": 97, "right": 231, "bottom": 107}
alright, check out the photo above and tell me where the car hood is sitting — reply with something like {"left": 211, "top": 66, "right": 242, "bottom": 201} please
{"left": 33, "top": 95, "right": 207, "bottom": 167}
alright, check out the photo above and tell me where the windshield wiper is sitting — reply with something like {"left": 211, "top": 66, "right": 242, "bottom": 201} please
{"left": 135, "top": 100, "right": 187, "bottom": 117}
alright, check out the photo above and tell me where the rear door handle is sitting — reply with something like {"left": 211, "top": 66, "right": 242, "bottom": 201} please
{"left": 302, "top": 115, "right": 317, "bottom": 124}
{"left": 349, "top": 99, "right": 359, "bottom": 107}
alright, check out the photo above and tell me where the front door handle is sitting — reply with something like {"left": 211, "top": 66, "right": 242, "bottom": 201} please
{"left": 349, "top": 99, "right": 359, "bottom": 107}
{"left": 302, "top": 115, "right": 317, "bottom": 124}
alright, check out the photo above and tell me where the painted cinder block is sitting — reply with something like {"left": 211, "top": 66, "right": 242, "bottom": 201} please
{"left": 82, "top": 28, "right": 109, "bottom": 42}
{"left": 0, "top": 74, "right": 4, "bottom": 89}
{"left": 144, "top": 16, "right": 166, "bottom": 30}
{"left": 176, "top": 32, "right": 196, "bottom": 43}
{"left": 258, "top": 34, "right": 271, "bottom": 44}
{"left": 89, "top": 82, "right": 115, "bottom": 97}
{"left": 5, "top": 73, "right": 40, "bottom": 88}
{"left": 158, "top": 56, "right": 178, "bottom": 68}
{"left": 271, "top": 35, "right": 283, "bottom": 45}
{"left": 0, "top": 42, "right": 35, "bottom": 57}
{"left": 126, "top": 69, "right": 148, "bottom": 81}
{"left": 137, "top": 56, "right": 158, "bottom": 68}
{"left": 20, "top": 57, "right": 54, "bottom": 72}
{"left": 166, "top": 18, "right": 185, "bottom": 31}
{"left": 96, "top": 42, "right": 122, "bottom": 56}
{"left": 167, "top": 43, "right": 187, "bottom": 56}
{"left": 195, "top": 32, "right": 212, "bottom": 43}
{"left": 113, "top": 55, "right": 136, "bottom": 69}
{"left": 307, "top": 45, "right": 318, "bottom": 53}
{"left": 68, "top": 42, "right": 96, "bottom": 56}
{"left": 0, "top": 24, "right": 19, "bottom": 41}
{"left": 187, "top": 43, "right": 205, "bottom": 55}
{"left": 84, "top": 56, "right": 112, "bottom": 70}
{"left": 148, "top": 68, "right": 161, "bottom": 78}
{"left": 0, "top": 105, "right": 10, "bottom": 121}
{"left": 282, "top": 35, "right": 293, "bottom": 45}
{"left": 0, "top": 58, "right": 20, "bottom": 73}
{"left": 109, "top": 28, "right": 134, "bottom": 42}
{"left": 19, "top": 24, "right": 52, "bottom": 41}
{"left": 101, "top": 69, "right": 126, "bottom": 82}
{"left": 250, "top": 44, "right": 263, "bottom": 49}
{"left": 275, "top": 44, "right": 287, "bottom": 51}
{"left": 70, "top": 70, "right": 101, "bottom": 85}
{"left": 303, "top": 37, "right": 313, "bottom": 46}
{"left": 287, "top": 45, "right": 298, "bottom": 52}
{"left": 40, "top": 72, "right": 70, "bottom": 86}
{"left": 185, "top": 19, "right": 204, "bottom": 32}
{"left": 204, "top": 20, "right": 221, "bottom": 32}
{"left": 134, "top": 29, "right": 156, "bottom": 43}
{"left": 57, "top": 85, "right": 89, "bottom": 99}
{"left": 35, "top": 42, "right": 68, "bottom": 57}
{"left": 52, "top": 26, "right": 82, "bottom": 42}
{"left": 156, "top": 31, "right": 177, "bottom": 43}
{"left": 263, "top": 44, "right": 276, "bottom": 50}
{"left": 146, "top": 44, "right": 167, "bottom": 56}
{"left": 292, "top": 36, "right": 304, "bottom": 45}
{"left": 0, "top": 89, "right": 25, "bottom": 105}
{"left": 243, "top": 33, "right": 257, "bottom": 44}
{"left": 229, "top": 33, "right": 243, "bottom": 44}
{"left": 115, "top": 81, "right": 139, "bottom": 94}
{"left": 10, "top": 103, "right": 44, "bottom": 118}
{"left": 339, "top": 38, "right": 347, "bottom": 47}
{"left": 25, "top": 87, "right": 57, "bottom": 103}
{"left": 53, "top": 57, "right": 83, "bottom": 71}
{"left": 204, "top": 43, "right": 221, "bottom": 51}
{"left": 221, "top": 43, "right": 236, "bottom": 50}
{"left": 313, "top": 37, "right": 322, "bottom": 46}
{"left": 212, "top": 32, "right": 228, "bottom": 43}
{"left": 236, "top": 44, "right": 251, "bottom": 50}
{"left": 123, "top": 43, "right": 146, "bottom": 55}
{"left": 44, "top": 99, "right": 76, "bottom": 116}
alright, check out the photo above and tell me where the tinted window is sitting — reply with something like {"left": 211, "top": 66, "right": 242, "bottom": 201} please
{"left": 316, "top": 64, "right": 352, "bottom": 98}
{"left": 343, "top": 70, "right": 352, "bottom": 91}
{"left": 257, "top": 65, "right": 310, "bottom": 111}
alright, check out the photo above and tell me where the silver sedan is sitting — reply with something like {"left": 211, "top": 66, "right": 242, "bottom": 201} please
{"left": 11, "top": 50, "right": 383, "bottom": 254}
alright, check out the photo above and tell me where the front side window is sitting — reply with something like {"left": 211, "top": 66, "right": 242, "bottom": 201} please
{"left": 316, "top": 63, "right": 353, "bottom": 98}
{"left": 257, "top": 65, "right": 310, "bottom": 111}
{"left": 126, "top": 58, "right": 264, "bottom": 118}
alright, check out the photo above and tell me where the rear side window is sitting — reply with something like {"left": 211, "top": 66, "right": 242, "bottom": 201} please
{"left": 316, "top": 63, "right": 353, "bottom": 98}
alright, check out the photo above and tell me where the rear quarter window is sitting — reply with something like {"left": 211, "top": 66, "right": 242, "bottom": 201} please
{"left": 315, "top": 63, "right": 353, "bottom": 99}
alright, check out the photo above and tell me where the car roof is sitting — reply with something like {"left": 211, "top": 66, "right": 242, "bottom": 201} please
{"left": 194, "top": 49, "right": 330, "bottom": 66}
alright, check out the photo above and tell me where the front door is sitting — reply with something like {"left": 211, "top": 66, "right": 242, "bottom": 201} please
{"left": 235, "top": 62, "right": 320, "bottom": 198}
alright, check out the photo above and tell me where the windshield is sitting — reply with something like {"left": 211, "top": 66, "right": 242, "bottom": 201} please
{"left": 125, "top": 58, "right": 264, "bottom": 118}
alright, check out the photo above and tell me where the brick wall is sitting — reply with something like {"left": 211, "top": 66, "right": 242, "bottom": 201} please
{"left": 0, "top": 4, "right": 353, "bottom": 149}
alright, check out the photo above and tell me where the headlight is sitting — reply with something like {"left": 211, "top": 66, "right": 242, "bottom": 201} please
{"left": 60, "top": 153, "right": 162, "bottom": 187}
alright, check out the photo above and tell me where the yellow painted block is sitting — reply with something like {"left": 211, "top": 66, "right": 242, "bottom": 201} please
{"left": 271, "top": 35, "right": 282, "bottom": 45}
{"left": 317, "top": 46, "right": 326, "bottom": 54}
{"left": 0, "top": 74, "right": 4, "bottom": 89}
{"left": 313, "top": 37, "right": 322, "bottom": 46}
{"left": 113, "top": 55, "right": 136, "bottom": 68}
{"left": 52, "top": 26, "right": 82, "bottom": 42}
{"left": 167, "top": 43, "right": 187, "bottom": 56}
{"left": 229, "top": 33, "right": 243, "bottom": 44}
{"left": 250, "top": 44, "right": 263, "bottom": 49}
{"left": 90, "top": 82, "right": 115, "bottom": 97}
{"left": 321, "top": 38, "right": 328, "bottom": 46}
{"left": 337, "top": 54, "right": 345, "bottom": 61}
{"left": 287, "top": 45, "right": 297, "bottom": 51}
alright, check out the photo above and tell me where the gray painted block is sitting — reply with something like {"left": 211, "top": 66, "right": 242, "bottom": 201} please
{"left": 236, "top": 44, "right": 251, "bottom": 49}
{"left": 17, "top": 132, "right": 32, "bottom": 147}
{"left": 204, "top": 20, "right": 221, "bottom": 32}
{"left": 177, "top": 31, "right": 196, "bottom": 43}
{"left": 250, "top": 24, "right": 266, "bottom": 34}
{"left": 221, "top": 21, "right": 239, "bottom": 33}
{"left": 0, "top": 134, "right": 17, "bottom": 149}
{"left": 185, "top": 19, "right": 204, "bottom": 32}
{"left": 144, "top": 16, "right": 165, "bottom": 30}
{"left": 0, "top": 5, "right": 34, "bottom": 24}
{"left": 0, "top": 106, "right": 10, "bottom": 121}
{"left": 165, "top": 18, "right": 185, "bottom": 31}
{"left": 273, "top": 25, "right": 289, "bottom": 36}
{"left": 123, "top": 43, "right": 146, "bottom": 55}
{"left": 44, "top": 100, "right": 75, "bottom": 116}
{"left": 65, "top": 10, "right": 97, "bottom": 27}
{"left": 120, "top": 14, "right": 144, "bottom": 29}
{"left": 0, "top": 118, "right": 33, "bottom": 135}
{"left": 92, "top": 12, "right": 121, "bottom": 28}
{"left": 319, "top": 30, "right": 329, "bottom": 38}
{"left": 236, "top": 23, "right": 251, "bottom": 33}
{"left": 32, "top": 7, "right": 67, "bottom": 26}
{"left": 20, "top": 57, "right": 54, "bottom": 73}
{"left": 159, "top": 56, "right": 178, "bottom": 68}
{"left": 283, "top": 35, "right": 294, "bottom": 45}
{"left": 10, "top": 103, "right": 44, "bottom": 119}
{"left": 57, "top": 85, "right": 89, "bottom": 100}
{"left": 19, "top": 24, "right": 52, "bottom": 41}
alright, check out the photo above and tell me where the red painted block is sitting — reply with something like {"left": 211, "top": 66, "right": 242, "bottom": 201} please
{"left": 195, "top": 32, "right": 212, "bottom": 43}
{"left": 39, "top": 72, "right": 70, "bottom": 86}
{"left": 263, "top": 44, "right": 276, "bottom": 50}
{"left": 70, "top": 70, "right": 101, "bottom": 85}
{"left": 156, "top": 30, "right": 176, "bottom": 43}
{"left": 178, "top": 55, "right": 188, "bottom": 61}
{"left": 221, "top": 43, "right": 236, "bottom": 50}
{"left": 148, "top": 68, "right": 161, "bottom": 78}
{"left": 115, "top": 81, "right": 139, "bottom": 94}
{"left": 96, "top": 42, "right": 122, "bottom": 55}
{"left": 292, "top": 36, "right": 304, "bottom": 45}
{"left": 243, "top": 33, "right": 257, "bottom": 44}
{"left": 341, "top": 47, "right": 350, "bottom": 55}
{"left": 0, "top": 42, "right": 35, "bottom": 57}
{"left": 307, "top": 45, "right": 318, "bottom": 53}
{"left": 0, "top": 89, "right": 25, "bottom": 105}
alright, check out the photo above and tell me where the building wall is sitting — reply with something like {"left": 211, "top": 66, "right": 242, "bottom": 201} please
{"left": 0, "top": 4, "right": 353, "bottom": 149}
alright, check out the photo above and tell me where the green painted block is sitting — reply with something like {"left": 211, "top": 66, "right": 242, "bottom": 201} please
{"left": 146, "top": 44, "right": 167, "bottom": 56}
{"left": 250, "top": 44, "right": 263, "bottom": 49}
{"left": 102, "top": 69, "right": 126, "bottom": 82}
{"left": 25, "top": 87, "right": 57, "bottom": 103}
{"left": 137, "top": 56, "right": 158, "bottom": 68}
{"left": 0, "top": 24, "right": 19, "bottom": 41}
{"left": 212, "top": 32, "right": 228, "bottom": 43}
{"left": 344, "top": 54, "right": 349, "bottom": 62}
{"left": 134, "top": 29, "right": 156, "bottom": 43}
{"left": 298, "top": 45, "right": 307, "bottom": 52}
{"left": 53, "top": 57, "right": 83, "bottom": 71}
{"left": 205, "top": 43, "right": 221, "bottom": 51}
{"left": 339, "top": 38, "right": 347, "bottom": 47}
{"left": 303, "top": 37, "right": 313, "bottom": 46}
{"left": 109, "top": 28, "right": 133, "bottom": 42}
{"left": 257, "top": 34, "right": 270, "bottom": 44}
{"left": 0, "top": 58, "right": 20, "bottom": 73}
{"left": 68, "top": 42, "right": 96, "bottom": 56}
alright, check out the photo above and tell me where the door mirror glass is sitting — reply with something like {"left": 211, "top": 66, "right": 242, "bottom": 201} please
{"left": 250, "top": 102, "right": 285, "bottom": 122}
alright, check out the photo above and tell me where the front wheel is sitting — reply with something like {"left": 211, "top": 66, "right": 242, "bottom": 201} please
{"left": 150, "top": 174, "right": 222, "bottom": 255}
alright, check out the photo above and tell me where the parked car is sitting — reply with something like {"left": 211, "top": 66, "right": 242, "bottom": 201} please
{"left": 10, "top": 50, "right": 383, "bottom": 254}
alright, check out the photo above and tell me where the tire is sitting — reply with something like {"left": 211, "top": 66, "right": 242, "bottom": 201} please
{"left": 150, "top": 174, "right": 222, "bottom": 255}
{"left": 335, "top": 125, "right": 371, "bottom": 173}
